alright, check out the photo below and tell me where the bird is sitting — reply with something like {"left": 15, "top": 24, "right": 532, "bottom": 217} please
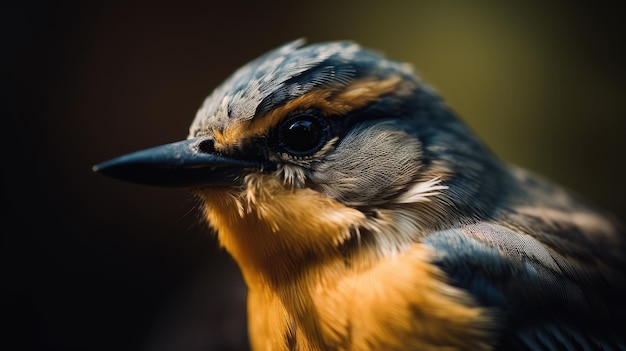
{"left": 94, "top": 39, "right": 626, "bottom": 350}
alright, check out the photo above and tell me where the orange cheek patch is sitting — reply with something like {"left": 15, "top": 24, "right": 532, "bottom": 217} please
{"left": 214, "top": 75, "right": 410, "bottom": 148}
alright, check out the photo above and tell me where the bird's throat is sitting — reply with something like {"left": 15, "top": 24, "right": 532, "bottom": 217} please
{"left": 196, "top": 173, "right": 366, "bottom": 286}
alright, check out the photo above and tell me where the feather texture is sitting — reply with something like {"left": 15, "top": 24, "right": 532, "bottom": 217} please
{"left": 96, "top": 40, "right": 626, "bottom": 350}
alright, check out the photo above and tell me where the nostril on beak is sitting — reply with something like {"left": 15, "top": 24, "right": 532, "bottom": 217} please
{"left": 197, "top": 139, "right": 216, "bottom": 154}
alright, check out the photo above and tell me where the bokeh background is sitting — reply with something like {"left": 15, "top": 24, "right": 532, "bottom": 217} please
{"left": 2, "top": 1, "right": 625, "bottom": 350}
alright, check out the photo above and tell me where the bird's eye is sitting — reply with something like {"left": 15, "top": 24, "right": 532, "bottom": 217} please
{"left": 277, "top": 114, "right": 329, "bottom": 156}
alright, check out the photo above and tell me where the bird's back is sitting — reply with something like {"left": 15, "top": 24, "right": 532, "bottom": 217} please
{"left": 425, "top": 165, "right": 626, "bottom": 350}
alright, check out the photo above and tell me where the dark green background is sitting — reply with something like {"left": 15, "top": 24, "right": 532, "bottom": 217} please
{"left": 2, "top": 1, "right": 625, "bottom": 350}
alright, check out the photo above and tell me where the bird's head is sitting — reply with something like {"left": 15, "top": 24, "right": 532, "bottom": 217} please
{"left": 95, "top": 40, "right": 505, "bottom": 284}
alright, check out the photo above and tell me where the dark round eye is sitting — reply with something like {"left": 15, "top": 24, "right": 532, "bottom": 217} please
{"left": 278, "top": 114, "right": 329, "bottom": 156}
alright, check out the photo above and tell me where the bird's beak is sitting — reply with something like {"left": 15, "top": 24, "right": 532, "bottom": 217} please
{"left": 93, "top": 138, "right": 265, "bottom": 188}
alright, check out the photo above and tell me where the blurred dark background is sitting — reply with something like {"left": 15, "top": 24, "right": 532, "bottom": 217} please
{"left": 2, "top": 1, "right": 625, "bottom": 350}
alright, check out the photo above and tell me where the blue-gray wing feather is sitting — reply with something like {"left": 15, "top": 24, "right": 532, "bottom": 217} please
{"left": 424, "top": 222, "right": 626, "bottom": 350}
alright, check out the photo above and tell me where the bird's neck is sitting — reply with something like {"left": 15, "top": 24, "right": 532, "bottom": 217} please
{"left": 196, "top": 174, "right": 366, "bottom": 285}
{"left": 196, "top": 175, "right": 496, "bottom": 350}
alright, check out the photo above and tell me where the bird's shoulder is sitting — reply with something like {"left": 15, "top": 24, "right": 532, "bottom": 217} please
{"left": 421, "top": 166, "right": 626, "bottom": 350}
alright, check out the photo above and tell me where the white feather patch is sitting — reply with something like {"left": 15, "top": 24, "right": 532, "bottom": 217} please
{"left": 393, "top": 177, "right": 448, "bottom": 204}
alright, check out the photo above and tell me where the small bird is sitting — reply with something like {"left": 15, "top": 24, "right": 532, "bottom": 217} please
{"left": 94, "top": 39, "right": 626, "bottom": 350}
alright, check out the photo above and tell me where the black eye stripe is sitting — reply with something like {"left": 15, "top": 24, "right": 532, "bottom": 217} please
{"left": 277, "top": 114, "right": 329, "bottom": 157}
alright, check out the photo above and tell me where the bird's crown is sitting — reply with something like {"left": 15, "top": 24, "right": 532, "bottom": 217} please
{"left": 189, "top": 39, "right": 416, "bottom": 141}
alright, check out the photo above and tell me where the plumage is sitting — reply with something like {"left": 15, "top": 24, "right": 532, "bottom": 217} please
{"left": 94, "top": 40, "right": 626, "bottom": 350}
